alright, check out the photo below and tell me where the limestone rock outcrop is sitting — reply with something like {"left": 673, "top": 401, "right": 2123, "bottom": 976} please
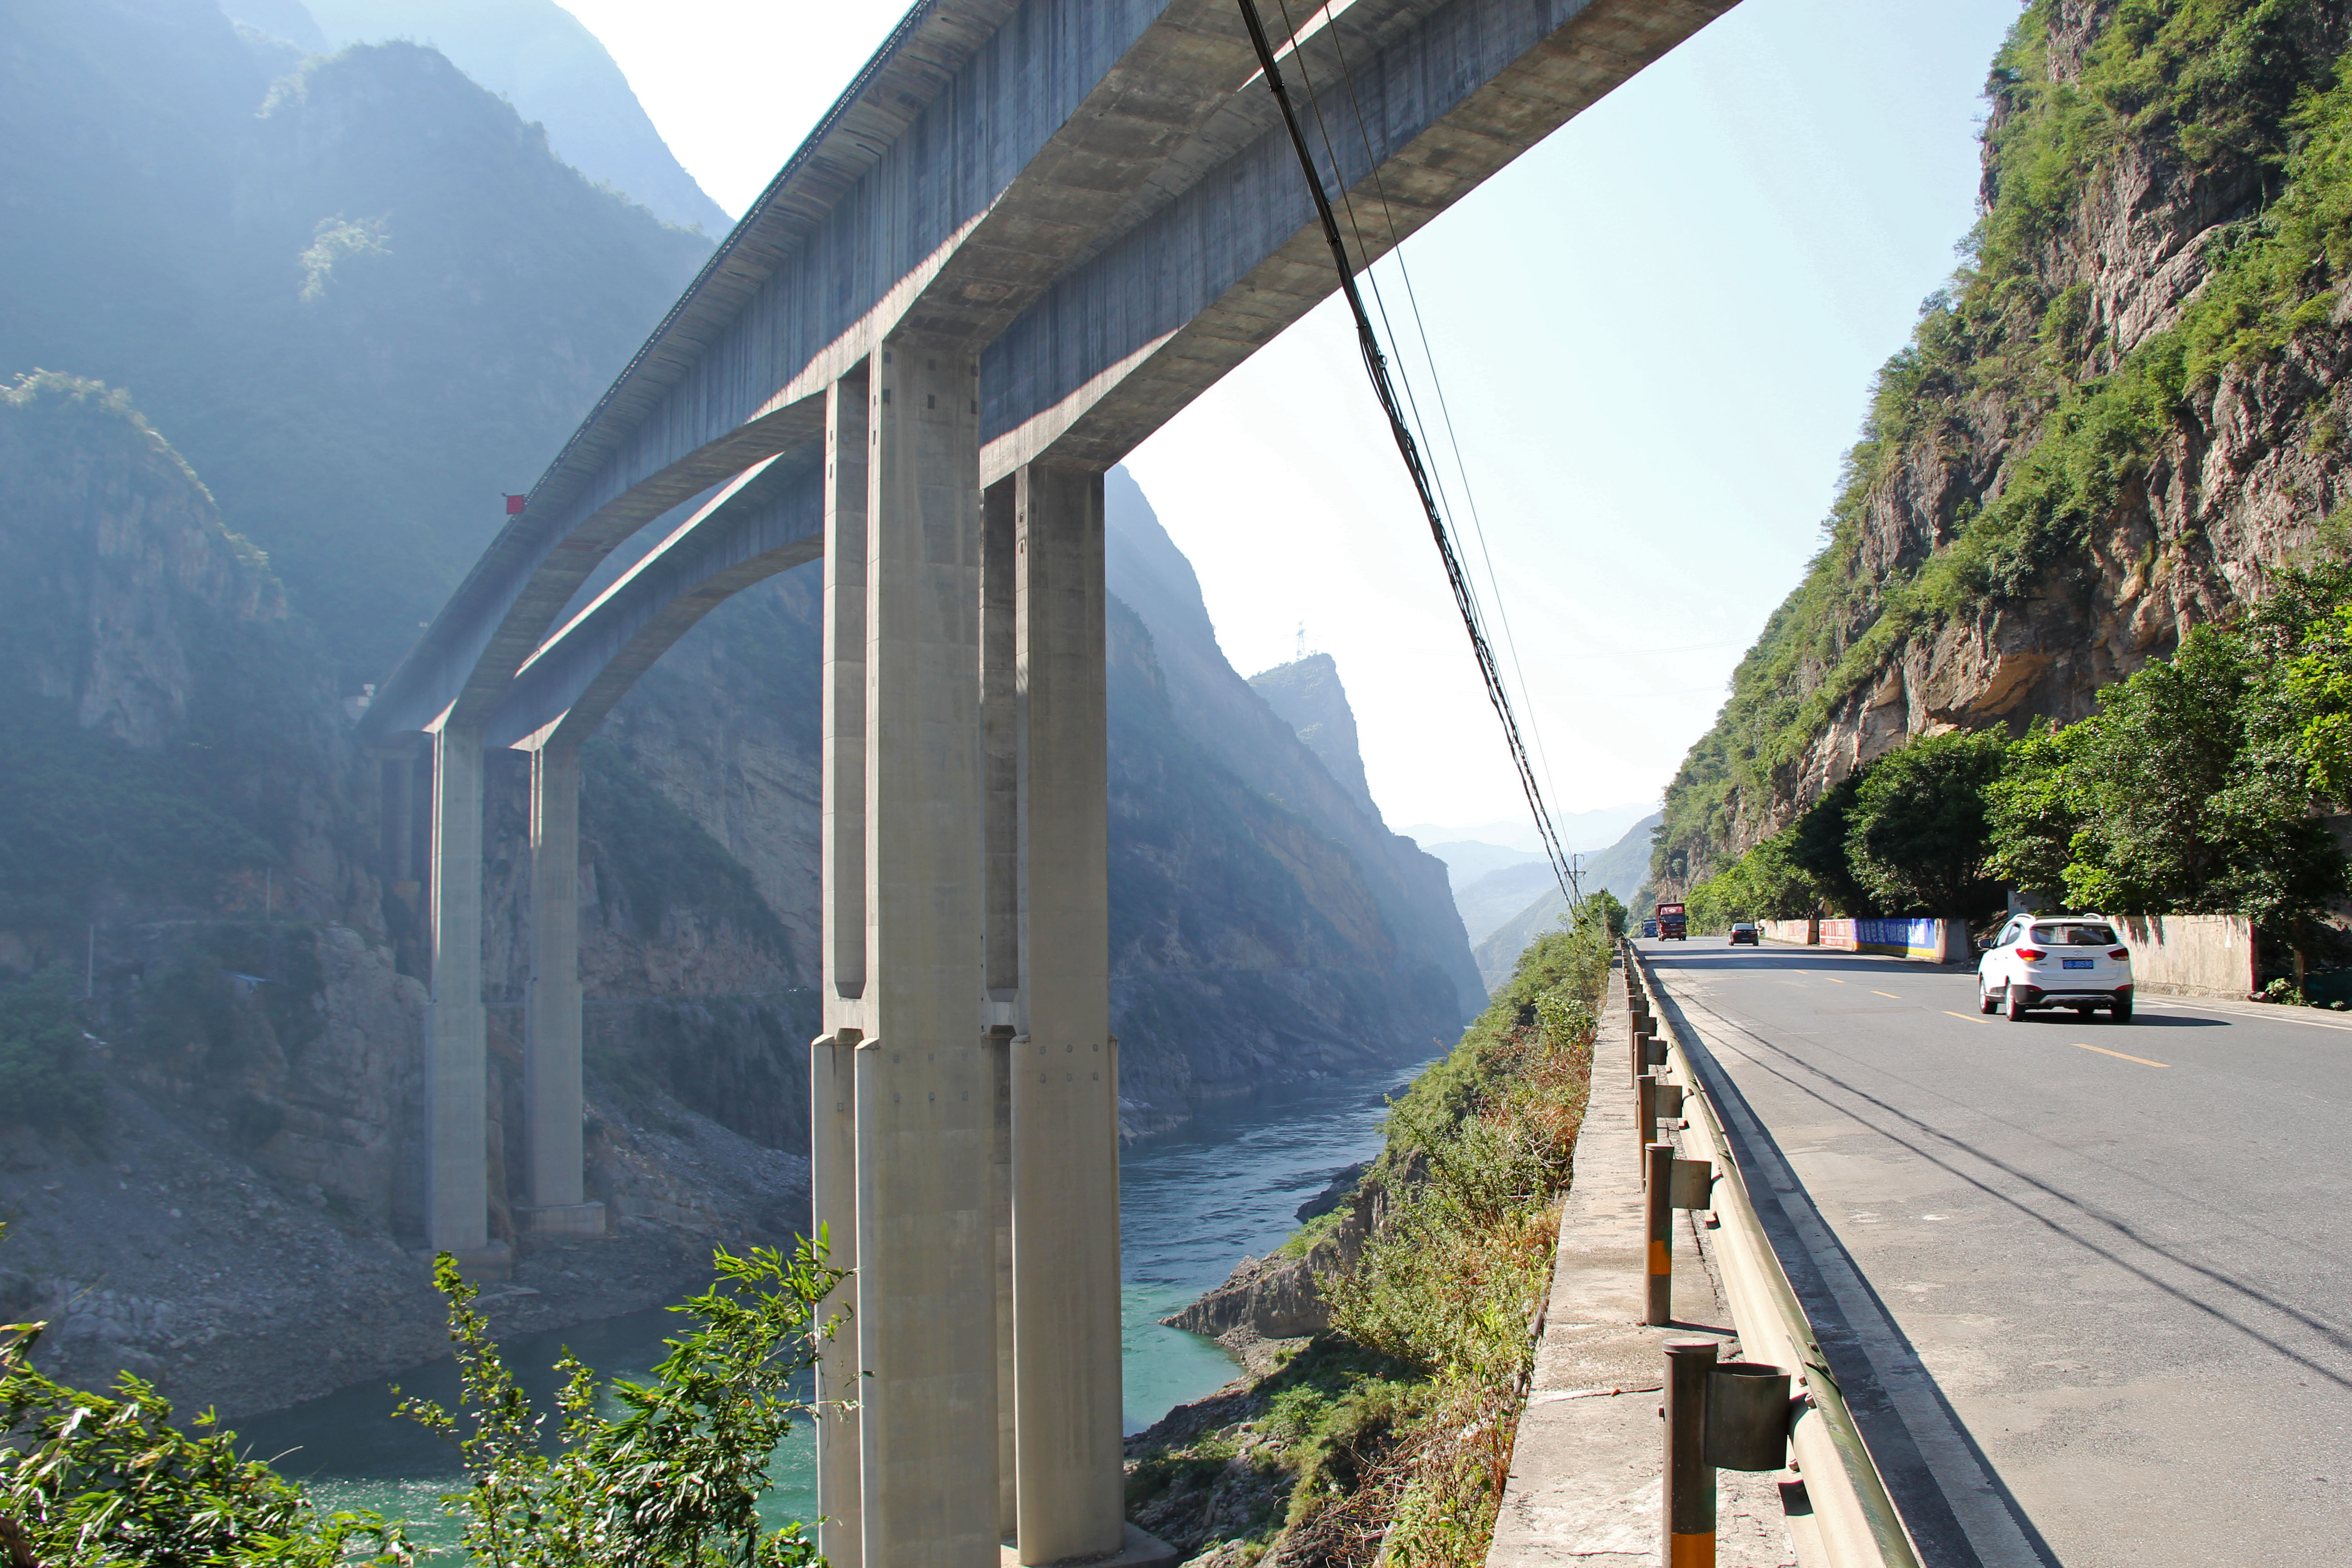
{"left": 1663, "top": 0, "right": 2352, "bottom": 875}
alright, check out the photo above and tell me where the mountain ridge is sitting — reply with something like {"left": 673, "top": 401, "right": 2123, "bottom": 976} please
{"left": 1652, "top": 0, "right": 2352, "bottom": 892}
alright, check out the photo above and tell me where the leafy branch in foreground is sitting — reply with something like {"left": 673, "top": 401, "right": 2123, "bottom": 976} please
{"left": 397, "top": 1235, "right": 848, "bottom": 1568}
{"left": 0, "top": 1225, "right": 412, "bottom": 1567}
{"left": 0, "top": 1217, "right": 849, "bottom": 1568}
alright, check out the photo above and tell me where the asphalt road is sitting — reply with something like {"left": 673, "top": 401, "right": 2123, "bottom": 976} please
{"left": 1638, "top": 937, "right": 2352, "bottom": 1568}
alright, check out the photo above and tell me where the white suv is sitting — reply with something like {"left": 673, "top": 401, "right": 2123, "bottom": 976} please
{"left": 1979, "top": 914, "right": 2134, "bottom": 1022}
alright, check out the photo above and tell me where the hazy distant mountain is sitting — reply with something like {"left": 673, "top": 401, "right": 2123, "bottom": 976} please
{"left": 1417, "top": 839, "right": 1547, "bottom": 891}
{"left": 241, "top": 0, "right": 733, "bottom": 234}
{"left": 1107, "top": 469, "right": 1484, "bottom": 1029}
{"left": 3, "top": 0, "right": 714, "bottom": 683}
{"left": 1452, "top": 860, "right": 1561, "bottom": 946}
{"left": 1249, "top": 654, "right": 1375, "bottom": 814}
{"left": 1401, "top": 802, "right": 1656, "bottom": 860}
{"left": 1473, "top": 812, "right": 1662, "bottom": 989}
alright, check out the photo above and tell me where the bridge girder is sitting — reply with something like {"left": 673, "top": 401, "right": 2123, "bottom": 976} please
{"left": 360, "top": 0, "right": 1738, "bottom": 745}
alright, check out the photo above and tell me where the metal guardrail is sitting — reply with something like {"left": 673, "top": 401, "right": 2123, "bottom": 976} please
{"left": 1624, "top": 943, "right": 1923, "bottom": 1568}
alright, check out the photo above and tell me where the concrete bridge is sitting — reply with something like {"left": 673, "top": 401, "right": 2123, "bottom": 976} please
{"left": 355, "top": 0, "right": 1736, "bottom": 1562}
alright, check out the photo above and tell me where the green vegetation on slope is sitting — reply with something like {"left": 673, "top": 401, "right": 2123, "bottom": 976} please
{"left": 0, "top": 969, "right": 104, "bottom": 1138}
{"left": 1688, "top": 543, "right": 2352, "bottom": 945}
{"left": 1127, "top": 899, "right": 1623, "bottom": 1568}
{"left": 1657, "top": 0, "right": 2352, "bottom": 889}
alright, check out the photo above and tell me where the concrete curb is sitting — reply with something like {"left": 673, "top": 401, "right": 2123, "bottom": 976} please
{"left": 1630, "top": 947, "right": 1924, "bottom": 1568}
{"left": 1485, "top": 972, "right": 1795, "bottom": 1568}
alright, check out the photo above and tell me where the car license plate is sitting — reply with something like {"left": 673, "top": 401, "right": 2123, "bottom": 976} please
{"left": 2063, "top": 958, "right": 2094, "bottom": 970}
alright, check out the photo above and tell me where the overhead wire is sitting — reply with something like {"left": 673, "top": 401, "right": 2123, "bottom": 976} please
{"left": 1236, "top": 0, "right": 1577, "bottom": 904}
{"left": 1283, "top": 0, "right": 1576, "bottom": 900}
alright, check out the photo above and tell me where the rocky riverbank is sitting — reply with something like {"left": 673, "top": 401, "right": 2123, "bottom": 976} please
{"left": 0, "top": 931, "right": 808, "bottom": 1418}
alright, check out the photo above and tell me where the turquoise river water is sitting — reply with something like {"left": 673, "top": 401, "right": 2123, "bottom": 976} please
{"left": 239, "top": 1055, "right": 1432, "bottom": 1553}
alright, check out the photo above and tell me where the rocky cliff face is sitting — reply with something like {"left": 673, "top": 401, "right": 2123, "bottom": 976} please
{"left": 1248, "top": 654, "right": 1377, "bottom": 814}
{"left": 1656, "top": 0, "right": 2352, "bottom": 884}
{"left": 1107, "top": 472, "right": 1485, "bottom": 1025}
{"left": 0, "top": 380, "right": 812, "bottom": 1416}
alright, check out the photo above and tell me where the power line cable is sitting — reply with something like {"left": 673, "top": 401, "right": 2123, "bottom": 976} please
{"left": 1294, "top": 4, "right": 1572, "bottom": 860}
{"left": 1236, "top": 0, "right": 1574, "bottom": 902}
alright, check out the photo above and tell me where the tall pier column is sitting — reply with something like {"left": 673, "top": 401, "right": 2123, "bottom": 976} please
{"left": 813, "top": 366, "right": 869, "bottom": 1568}
{"left": 520, "top": 742, "right": 603, "bottom": 1238}
{"left": 425, "top": 721, "right": 504, "bottom": 1272}
{"left": 1011, "top": 462, "right": 1123, "bottom": 1564}
{"left": 853, "top": 334, "right": 998, "bottom": 1568}
{"left": 981, "top": 477, "right": 1022, "bottom": 1545}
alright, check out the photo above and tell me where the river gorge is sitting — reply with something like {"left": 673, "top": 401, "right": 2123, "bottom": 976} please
{"left": 236, "top": 1057, "right": 1434, "bottom": 1551}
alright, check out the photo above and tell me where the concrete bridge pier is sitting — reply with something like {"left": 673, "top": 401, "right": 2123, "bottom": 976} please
{"left": 518, "top": 740, "right": 604, "bottom": 1238}
{"left": 850, "top": 336, "right": 1000, "bottom": 1568}
{"left": 1007, "top": 463, "right": 1124, "bottom": 1566}
{"left": 424, "top": 721, "right": 507, "bottom": 1276}
{"left": 813, "top": 365, "right": 870, "bottom": 1568}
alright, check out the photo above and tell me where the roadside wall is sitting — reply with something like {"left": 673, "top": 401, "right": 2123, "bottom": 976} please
{"left": 2116, "top": 913, "right": 2256, "bottom": 999}
{"left": 1771, "top": 917, "right": 1968, "bottom": 962}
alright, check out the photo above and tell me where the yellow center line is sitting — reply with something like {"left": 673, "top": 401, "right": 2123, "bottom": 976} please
{"left": 2074, "top": 1042, "right": 2170, "bottom": 1068}
{"left": 1825, "top": 978, "right": 1846, "bottom": 985}
{"left": 1872, "top": 990, "right": 1901, "bottom": 999}
{"left": 1943, "top": 1010, "right": 1984, "bottom": 1024}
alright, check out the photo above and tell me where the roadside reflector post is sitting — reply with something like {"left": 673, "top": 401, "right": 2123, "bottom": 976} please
{"left": 1706, "top": 1362, "right": 1793, "bottom": 1473}
{"left": 1645, "top": 1141, "right": 1674, "bottom": 1325}
{"left": 1669, "top": 1156, "right": 1713, "bottom": 1211}
{"left": 1665, "top": 1339, "right": 1718, "bottom": 1566}
{"left": 1638, "top": 1073, "right": 1661, "bottom": 1162}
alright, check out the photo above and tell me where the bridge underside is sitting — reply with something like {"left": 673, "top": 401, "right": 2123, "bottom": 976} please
{"left": 356, "top": 0, "right": 1740, "bottom": 1563}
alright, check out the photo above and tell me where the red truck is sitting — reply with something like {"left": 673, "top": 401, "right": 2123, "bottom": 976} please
{"left": 1655, "top": 902, "right": 1688, "bottom": 941}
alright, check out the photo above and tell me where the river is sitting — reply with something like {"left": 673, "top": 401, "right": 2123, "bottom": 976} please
{"left": 241, "top": 1054, "right": 1431, "bottom": 1552}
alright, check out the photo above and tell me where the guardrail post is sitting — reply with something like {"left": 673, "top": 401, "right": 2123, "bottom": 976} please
{"left": 1665, "top": 1338, "right": 1718, "bottom": 1566}
{"left": 1646, "top": 1141, "right": 1673, "bottom": 1325}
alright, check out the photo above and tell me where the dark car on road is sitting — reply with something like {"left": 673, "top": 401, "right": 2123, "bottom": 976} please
{"left": 1640, "top": 917, "right": 1658, "bottom": 938}
{"left": 1729, "top": 921, "right": 1759, "bottom": 946}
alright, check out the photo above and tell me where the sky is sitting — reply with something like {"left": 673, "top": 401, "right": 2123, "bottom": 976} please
{"left": 558, "top": 0, "right": 2027, "bottom": 842}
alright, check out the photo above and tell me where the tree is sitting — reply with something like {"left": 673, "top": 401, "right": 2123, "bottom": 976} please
{"left": 1989, "top": 620, "right": 2348, "bottom": 930}
{"left": 1783, "top": 774, "right": 1870, "bottom": 915}
{"left": 1572, "top": 889, "right": 1627, "bottom": 942}
{"left": 1, "top": 1227, "right": 412, "bottom": 1566}
{"left": 398, "top": 1245, "right": 843, "bottom": 1568}
{"left": 1985, "top": 721, "right": 2082, "bottom": 898}
{"left": 1687, "top": 832, "right": 1816, "bottom": 929}
{"left": 2056, "top": 625, "right": 2342, "bottom": 924}
{"left": 1843, "top": 731, "right": 2009, "bottom": 918}
{"left": 0, "top": 966, "right": 103, "bottom": 1138}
